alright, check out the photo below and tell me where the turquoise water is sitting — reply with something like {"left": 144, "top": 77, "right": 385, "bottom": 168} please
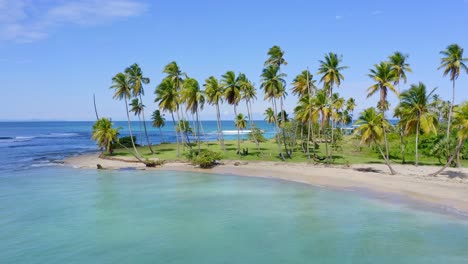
{"left": 1, "top": 167, "right": 468, "bottom": 263}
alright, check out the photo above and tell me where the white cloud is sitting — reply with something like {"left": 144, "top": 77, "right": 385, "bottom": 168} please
{"left": 0, "top": 0, "right": 148, "bottom": 43}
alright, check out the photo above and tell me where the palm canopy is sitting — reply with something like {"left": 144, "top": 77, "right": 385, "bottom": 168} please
{"left": 152, "top": 110, "right": 165, "bottom": 128}
{"left": 264, "top": 107, "right": 275, "bottom": 124}
{"left": 221, "top": 71, "right": 242, "bottom": 106}
{"left": 294, "top": 95, "right": 319, "bottom": 124}
{"left": 91, "top": 118, "right": 119, "bottom": 153}
{"left": 291, "top": 70, "right": 317, "bottom": 97}
{"left": 317, "top": 52, "right": 347, "bottom": 92}
{"left": 181, "top": 77, "right": 205, "bottom": 114}
{"left": 155, "top": 78, "right": 179, "bottom": 113}
{"left": 453, "top": 102, "right": 468, "bottom": 141}
{"left": 367, "top": 62, "right": 398, "bottom": 108}
{"left": 354, "top": 107, "right": 389, "bottom": 145}
{"left": 438, "top": 44, "right": 468, "bottom": 81}
{"left": 110, "top": 72, "right": 132, "bottom": 100}
{"left": 346, "top": 98, "right": 356, "bottom": 112}
{"left": 163, "top": 61, "right": 184, "bottom": 89}
{"left": 260, "top": 65, "right": 286, "bottom": 100}
{"left": 204, "top": 76, "right": 224, "bottom": 105}
{"left": 125, "top": 63, "right": 150, "bottom": 97}
{"left": 129, "top": 98, "right": 144, "bottom": 116}
{"left": 238, "top": 73, "right": 257, "bottom": 102}
{"left": 264, "top": 45, "right": 287, "bottom": 67}
{"left": 388, "top": 52, "right": 412, "bottom": 85}
{"left": 235, "top": 113, "right": 248, "bottom": 130}
{"left": 398, "top": 82, "right": 437, "bottom": 135}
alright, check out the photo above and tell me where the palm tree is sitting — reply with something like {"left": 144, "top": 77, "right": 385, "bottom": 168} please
{"left": 398, "top": 82, "right": 437, "bottom": 165}
{"left": 91, "top": 118, "right": 119, "bottom": 154}
{"left": 438, "top": 44, "right": 468, "bottom": 137}
{"left": 221, "top": 71, "right": 242, "bottom": 149}
{"left": 388, "top": 51, "right": 412, "bottom": 164}
{"left": 155, "top": 78, "right": 181, "bottom": 156}
{"left": 264, "top": 107, "right": 275, "bottom": 124}
{"left": 292, "top": 70, "right": 317, "bottom": 97}
{"left": 260, "top": 65, "right": 288, "bottom": 159}
{"left": 239, "top": 74, "right": 259, "bottom": 149}
{"left": 355, "top": 107, "right": 396, "bottom": 175}
{"left": 313, "top": 89, "right": 331, "bottom": 161}
{"left": 431, "top": 101, "right": 468, "bottom": 177}
{"left": 129, "top": 98, "right": 144, "bottom": 145}
{"left": 234, "top": 113, "right": 248, "bottom": 155}
{"left": 294, "top": 94, "right": 319, "bottom": 159}
{"left": 317, "top": 52, "right": 347, "bottom": 97}
{"left": 367, "top": 61, "right": 398, "bottom": 160}
{"left": 204, "top": 76, "right": 225, "bottom": 151}
{"left": 346, "top": 98, "right": 356, "bottom": 119}
{"left": 110, "top": 72, "right": 141, "bottom": 157}
{"left": 152, "top": 110, "right": 166, "bottom": 143}
{"left": 181, "top": 77, "right": 205, "bottom": 152}
{"left": 264, "top": 45, "right": 287, "bottom": 67}
{"left": 125, "top": 63, "right": 154, "bottom": 154}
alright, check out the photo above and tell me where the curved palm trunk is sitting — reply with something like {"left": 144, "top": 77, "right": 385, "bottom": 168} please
{"left": 196, "top": 108, "right": 201, "bottom": 153}
{"left": 374, "top": 139, "right": 396, "bottom": 175}
{"left": 137, "top": 115, "right": 143, "bottom": 146}
{"left": 415, "top": 119, "right": 420, "bottom": 166}
{"left": 279, "top": 97, "right": 290, "bottom": 158}
{"left": 171, "top": 112, "right": 180, "bottom": 157}
{"left": 430, "top": 139, "right": 464, "bottom": 177}
{"left": 93, "top": 94, "right": 99, "bottom": 120}
{"left": 272, "top": 99, "right": 285, "bottom": 161}
{"left": 124, "top": 97, "right": 141, "bottom": 157}
{"left": 234, "top": 105, "right": 241, "bottom": 156}
{"left": 382, "top": 109, "right": 390, "bottom": 160}
{"left": 215, "top": 103, "right": 225, "bottom": 151}
{"left": 139, "top": 95, "right": 154, "bottom": 154}
{"left": 446, "top": 79, "right": 455, "bottom": 138}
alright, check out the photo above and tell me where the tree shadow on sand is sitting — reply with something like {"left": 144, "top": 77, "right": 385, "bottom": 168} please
{"left": 440, "top": 171, "right": 468, "bottom": 179}
{"left": 354, "top": 167, "right": 384, "bottom": 173}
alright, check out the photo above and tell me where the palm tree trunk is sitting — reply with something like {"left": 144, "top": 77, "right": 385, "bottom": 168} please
{"left": 307, "top": 119, "right": 311, "bottom": 159}
{"left": 93, "top": 94, "right": 99, "bottom": 120}
{"left": 456, "top": 149, "right": 462, "bottom": 168}
{"left": 234, "top": 105, "right": 241, "bottom": 156}
{"left": 215, "top": 103, "right": 225, "bottom": 151}
{"left": 415, "top": 119, "right": 420, "bottom": 166}
{"left": 447, "top": 79, "right": 455, "bottom": 139}
{"left": 138, "top": 115, "right": 143, "bottom": 146}
{"left": 124, "top": 97, "right": 141, "bottom": 157}
{"left": 272, "top": 99, "right": 285, "bottom": 160}
{"left": 171, "top": 112, "right": 180, "bottom": 157}
{"left": 196, "top": 108, "right": 201, "bottom": 153}
{"left": 374, "top": 140, "right": 396, "bottom": 175}
{"left": 247, "top": 100, "right": 260, "bottom": 150}
{"left": 400, "top": 128, "right": 406, "bottom": 164}
{"left": 159, "top": 127, "right": 164, "bottom": 143}
{"left": 311, "top": 119, "right": 317, "bottom": 159}
{"left": 430, "top": 139, "right": 465, "bottom": 177}
{"left": 139, "top": 95, "right": 154, "bottom": 154}
{"left": 382, "top": 109, "right": 390, "bottom": 160}
{"left": 177, "top": 108, "right": 186, "bottom": 150}
{"left": 279, "top": 97, "right": 290, "bottom": 158}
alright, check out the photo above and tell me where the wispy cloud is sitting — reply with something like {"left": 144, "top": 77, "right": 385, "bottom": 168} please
{"left": 335, "top": 15, "right": 343, "bottom": 20}
{"left": 0, "top": 0, "right": 148, "bottom": 43}
{"left": 371, "top": 10, "right": 382, "bottom": 16}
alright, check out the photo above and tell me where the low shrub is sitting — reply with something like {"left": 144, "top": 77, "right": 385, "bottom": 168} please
{"left": 188, "top": 149, "right": 222, "bottom": 168}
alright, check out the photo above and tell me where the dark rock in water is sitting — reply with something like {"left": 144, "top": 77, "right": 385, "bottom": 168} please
{"left": 97, "top": 164, "right": 104, "bottom": 170}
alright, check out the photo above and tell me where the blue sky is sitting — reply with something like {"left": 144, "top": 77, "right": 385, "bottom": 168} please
{"left": 1, "top": 0, "right": 467, "bottom": 121}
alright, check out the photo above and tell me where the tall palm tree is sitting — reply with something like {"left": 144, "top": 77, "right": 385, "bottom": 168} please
{"left": 355, "top": 107, "right": 396, "bottom": 175}
{"left": 155, "top": 78, "right": 181, "bottom": 156}
{"left": 431, "top": 101, "right": 468, "bottom": 176}
{"left": 346, "top": 98, "right": 356, "bottom": 119}
{"left": 313, "top": 89, "right": 331, "bottom": 161}
{"left": 438, "top": 44, "right": 468, "bottom": 137}
{"left": 239, "top": 74, "right": 259, "bottom": 149}
{"left": 181, "top": 77, "right": 205, "bottom": 152}
{"left": 367, "top": 62, "right": 398, "bottom": 160}
{"left": 398, "top": 82, "right": 437, "bottom": 165}
{"left": 317, "top": 52, "right": 347, "bottom": 97}
{"left": 125, "top": 63, "right": 154, "bottom": 153}
{"left": 294, "top": 94, "right": 319, "bottom": 159}
{"left": 151, "top": 110, "right": 166, "bottom": 143}
{"left": 292, "top": 70, "right": 316, "bottom": 97}
{"left": 234, "top": 113, "right": 248, "bottom": 155}
{"left": 264, "top": 45, "right": 287, "bottom": 67}
{"left": 129, "top": 98, "right": 144, "bottom": 145}
{"left": 204, "top": 76, "right": 225, "bottom": 151}
{"left": 260, "top": 65, "right": 288, "bottom": 159}
{"left": 388, "top": 51, "right": 412, "bottom": 164}
{"left": 221, "top": 71, "right": 242, "bottom": 149}
{"left": 91, "top": 118, "right": 119, "bottom": 154}
{"left": 264, "top": 107, "right": 275, "bottom": 124}
{"left": 110, "top": 72, "right": 141, "bottom": 157}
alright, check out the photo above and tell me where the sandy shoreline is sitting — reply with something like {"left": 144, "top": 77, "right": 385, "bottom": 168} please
{"left": 64, "top": 153, "right": 468, "bottom": 216}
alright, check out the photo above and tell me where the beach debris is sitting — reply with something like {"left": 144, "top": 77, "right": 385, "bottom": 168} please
{"left": 97, "top": 164, "right": 104, "bottom": 170}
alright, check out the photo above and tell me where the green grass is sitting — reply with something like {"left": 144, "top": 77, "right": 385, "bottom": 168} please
{"left": 107, "top": 133, "right": 468, "bottom": 167}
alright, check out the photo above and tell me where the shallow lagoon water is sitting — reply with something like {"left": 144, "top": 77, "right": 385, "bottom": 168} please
{"left": 1, "top": 167, "right": 468, "bottom": 263}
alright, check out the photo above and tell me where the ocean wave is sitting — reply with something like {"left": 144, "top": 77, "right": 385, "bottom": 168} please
{"left": 222, "top": 130, "right": 252, "bottom": 135}
{"left": 0, "top": 137, "right": 14, "bottom": 140}
{"left": 46, "top": 133, "right": 80, "bottom": 137}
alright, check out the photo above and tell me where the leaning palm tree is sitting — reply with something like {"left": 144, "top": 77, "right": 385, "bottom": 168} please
{"left": 398, "top": 82, "right": 437, "bottom": 166}
{"left": 110, "top": 72, "right": 141, "bottom": 157}
{"left": 431, "top": 101, "right": 468, "bottom": 176}
{"left": 355, "top": 107, "right": 396, "bottom": 175}
{"left": 261, "top": 65, "right": 288, "bottom": 159}
{"left": 129, "top": 98, "right": 144, "bottom": 145}
{"left": 152, "top": 110, "right": 165, "bottom": 143}
{"left": 204, "top": 76, "right": 225, "bottom": 151}
{"left": 125, "top": 63, "right": 154, "bottom": 154}
{"left": 91, "top": 118, "right": 119, "bottom": 154}
{"left": 234, "top": 113, "right": 248, "bottom": 155}
{"left": 181, "top": 77, "right": 205, "bottom": 152}
{"left": 388, "top": 52, "right": 412, "bottom": 164}
{"left": 155, "top": 78, "right": 181, "bottom": 156}
{"left": 317, "top": 52, "right": 347, "bottom": 97}
{"left": 438, "top": 44, "right": 468, "bottom": 137}
{"left": 367, "top": 61, "right": 398, "bottom": 160}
